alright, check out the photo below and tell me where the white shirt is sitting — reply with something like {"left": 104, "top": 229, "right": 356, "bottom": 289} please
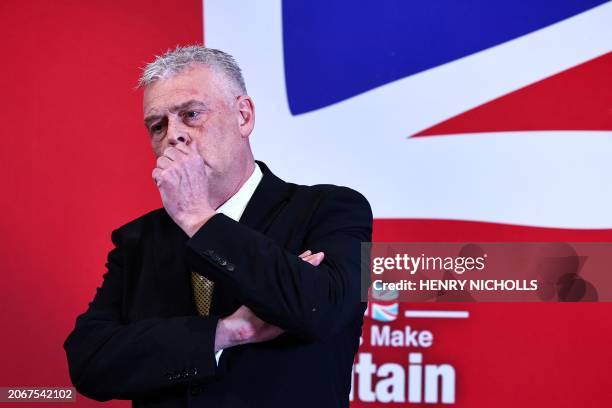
{"left": 216, "top": 163, "right": 263, "bottom": 222}
{"left": 212, "top": 163, "right": 263, "bottom": 364}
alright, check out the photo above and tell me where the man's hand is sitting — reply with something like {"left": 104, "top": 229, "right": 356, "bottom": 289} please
{"left": 214, "top": 250, "right": 325, "bottom": 351}
{"left": 214, "top": 305, "right": 283, "bottom": 351}
{"left": 152, "top": 143, "right": 215, "bottom": 237}
{"left": 298, "top": 250, "right": 325, "bottom": 266}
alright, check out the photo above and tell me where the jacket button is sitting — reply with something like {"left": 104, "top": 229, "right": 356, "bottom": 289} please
{"left": 212, "top": 254, "right": 221, "bottom": 262}
{"left": 219, "top": 259, "right": 227, "bottom": 266}
{"left": 226, "top": 264, "right": 235, "bottom": 272}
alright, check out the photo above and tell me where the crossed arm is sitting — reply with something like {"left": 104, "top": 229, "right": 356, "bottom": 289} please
{"left": 214, "top": 250, "right": 325, "bottom": 351}
{"left": 64, "top": 187, "right": 372, "bottom": 401}
{"left": 64, "top": 244, "right": 325, "bottom": 401}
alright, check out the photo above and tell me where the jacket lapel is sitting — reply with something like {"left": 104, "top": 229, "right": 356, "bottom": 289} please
{"left": 239, "top": 161, "right": 293, "bottom": 232}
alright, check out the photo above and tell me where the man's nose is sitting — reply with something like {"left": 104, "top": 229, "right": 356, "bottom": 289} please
{"left": 166, "top": 117, "right": 191, "bottom": 146}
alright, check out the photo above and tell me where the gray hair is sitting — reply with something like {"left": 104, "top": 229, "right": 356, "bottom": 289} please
{"left": 138, "top": 45, "right": 247, "bottom": 94}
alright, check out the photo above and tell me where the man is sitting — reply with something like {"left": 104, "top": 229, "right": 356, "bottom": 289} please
{"left": 64, "top": 45, "right": 372, "bottom": 408}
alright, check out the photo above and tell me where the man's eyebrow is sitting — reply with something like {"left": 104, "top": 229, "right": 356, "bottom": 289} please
{"left": 143, "top": 114, "right": 162, "bottom": 127}
{"left": 144, "top": 100, "right": 208, "bottom": 127}
{"left": 169, "top": 99, "right": 208, "bottom": 113}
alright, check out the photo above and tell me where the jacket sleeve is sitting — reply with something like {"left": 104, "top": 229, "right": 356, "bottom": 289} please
{"left": 186, "top": 186, "right": 373, "bottom": 342}
{"left": 64, "top": 227, "right": 219, "bottom": 402}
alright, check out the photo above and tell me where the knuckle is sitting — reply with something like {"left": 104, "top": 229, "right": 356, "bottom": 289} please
{"left": 236, "top": 325, "right": 256, "bottom": 342}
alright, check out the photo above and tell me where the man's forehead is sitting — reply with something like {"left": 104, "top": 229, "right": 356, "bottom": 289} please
{"left": 143, "top": 86, "right": 205, "bottom": 115}
{"left": 142, "top": 67, "right": 229, "bottom": 116}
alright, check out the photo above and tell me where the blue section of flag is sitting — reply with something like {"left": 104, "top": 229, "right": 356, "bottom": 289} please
{"left": 282, "top": 0, "right": 607, "bottom": 114}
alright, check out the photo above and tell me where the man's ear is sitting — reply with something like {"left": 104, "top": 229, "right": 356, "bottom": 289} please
{"left": 237, "top": 96, "right": 255, "bottom": 137}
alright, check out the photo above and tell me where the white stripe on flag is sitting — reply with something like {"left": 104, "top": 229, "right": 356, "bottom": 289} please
{"left": 405, "top": 310, "right": 470, "bottom": 319}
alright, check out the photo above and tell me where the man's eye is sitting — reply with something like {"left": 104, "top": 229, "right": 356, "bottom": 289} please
{"left": 150, "top": 123, "right": 163, "bottom": 133}
{"left": 184, "top": 111, "right": 200, "bottom": 120}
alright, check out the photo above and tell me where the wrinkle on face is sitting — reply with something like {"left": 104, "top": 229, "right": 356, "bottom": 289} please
{"left": 141, "top": 63, "right": 254, "bottom": 205}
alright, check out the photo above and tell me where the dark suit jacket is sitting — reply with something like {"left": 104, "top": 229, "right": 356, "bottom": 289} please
{"left": 64, "top": 161, "right": 372, "bottom": 408}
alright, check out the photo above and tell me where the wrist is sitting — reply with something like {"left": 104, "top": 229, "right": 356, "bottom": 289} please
{"left": 181, "top": 211, "right": 216, "bottom": 237}
{"left": 214, "top": 316, "right": 256, "bottom": 351}
{"left": 214, "top": 319, "right": 232, "bottom": 352}
{"left": 215, "top": 317, "right": 248, "bottom": 351}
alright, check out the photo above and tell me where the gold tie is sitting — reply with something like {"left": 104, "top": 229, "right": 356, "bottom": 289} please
{"left": 191, "top": 272, "right": 214, "bottom": 316}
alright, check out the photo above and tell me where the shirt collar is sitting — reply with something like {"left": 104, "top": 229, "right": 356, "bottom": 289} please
{"left": 216, "top": 163, "right": 263, "bottom": 222}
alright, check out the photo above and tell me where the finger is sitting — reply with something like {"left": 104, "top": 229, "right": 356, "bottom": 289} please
{"left": 152, "top": 168, "right": 163, "bottom": 187}
{"left": 305, "top": 252, "right": 325, "bottom": 266}
{"left": 156, "top": 155, "right": 172, "bottom": 169}
{"left": 260, "top": 324, "right": 285, "bottom": 340}
{"left": 302, "top": 251, "right": 322, "bottom": 260}
{"left": 258, "top": 322, "right": 284, "bottom": 336}
{"left": 235, "top": 305, "right": 250, "bottom": 315}
{"left": 162, "top": 146, "right": 187, "bottom": 161}
{"left": 173, "top": 142, "right": 191, "bottom": 155}
{"left": 301, "top": 252, "right": 321, "bottom": 263}
{"left": 299, "top": 250, "right": 312, "bottom": 258}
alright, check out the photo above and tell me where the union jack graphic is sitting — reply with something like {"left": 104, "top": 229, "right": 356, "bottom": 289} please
{"left": 366, "top": 302, "right": 399, "bottom": 322}
{"left": 205, "top": 1, "right": 612, "bottom": 234}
